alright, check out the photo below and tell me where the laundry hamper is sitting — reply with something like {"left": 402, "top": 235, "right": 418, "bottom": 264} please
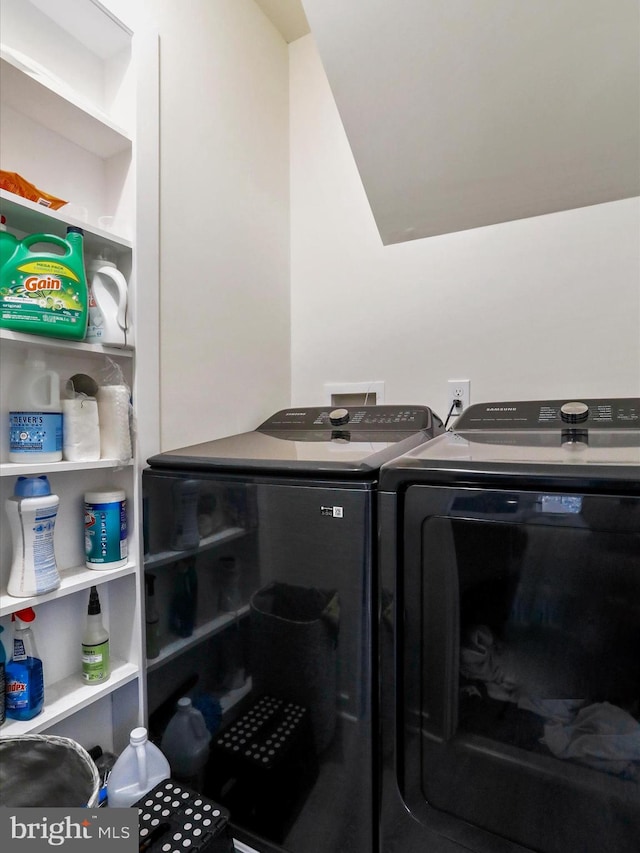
{"left": 249, "top": 581, "right": 340, "bottom": 753}
{"left": 0, "top": 735, "right": 100, "bottom": 808}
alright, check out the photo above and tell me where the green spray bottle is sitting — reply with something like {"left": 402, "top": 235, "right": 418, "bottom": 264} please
{"left": 0, "top": 226, "right": 88, "bottom": 340}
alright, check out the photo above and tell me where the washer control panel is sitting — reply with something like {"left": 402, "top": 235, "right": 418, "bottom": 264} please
{"left": 259, "top": 406, "right": 434, "bottom": 432}
{"left": 456, "top": 398, "right": 640, "bottom": 430}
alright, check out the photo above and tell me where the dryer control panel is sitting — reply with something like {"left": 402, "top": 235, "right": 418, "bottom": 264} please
{"left": 456, "top": 398, "right": 640, "bottom": 430}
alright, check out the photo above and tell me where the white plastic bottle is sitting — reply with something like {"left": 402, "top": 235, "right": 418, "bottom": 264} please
{"left": 9, "top": 350, "right": 63, "bottom": 463}
{"left": 82, "top": 586, "right": 110, "bottom": 684}
{"left": 85, "top": 257, "right": 130, "bottom": 347}
{"left": 106, "top": 727, "right": 170, "bottom": 808}
{"left": 6, "top": 475, "right": 60, "bottom": 597}
{"left": 160, "top": 697, "right": 211, "bottom": 789}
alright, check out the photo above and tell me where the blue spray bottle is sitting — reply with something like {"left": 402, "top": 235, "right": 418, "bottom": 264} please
{"left": 6, "top": 608, "right": 44, "bottom": 721}
{"left": 0, "top": 625, "right": 6, "bottom": 726}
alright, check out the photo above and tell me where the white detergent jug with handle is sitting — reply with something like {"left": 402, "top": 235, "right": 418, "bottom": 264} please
{"left": 106, "top": 727, "right": 170, "bottom": 808}
{"left": 9, "top": 350, "right": 63, "bottom": 463}
{"left": 86, "top": 258, "right": 129, "bottom": 347}
{"left": 160, "top": 697, "right": 211, "bottom": 788}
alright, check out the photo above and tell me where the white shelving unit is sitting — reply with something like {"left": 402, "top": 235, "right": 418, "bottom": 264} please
{"left": 145, "top": 527, "right": 248, "bottom": 571}
{"left": 0, "top": 0, "right": 159, "bottom": 754}
{"left": 147, "top": 605, "right": 251, "bottom": 672}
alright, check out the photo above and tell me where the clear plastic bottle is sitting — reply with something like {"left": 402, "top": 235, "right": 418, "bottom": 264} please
{"left": 106, "top": 727, "right": 170, "bottom": 808}
{"left": 160, "top": 697, "right": 211, "bottom": 789}
{"left": 5, "top": 608, "right": 44, "bottom": 721}
{"left": 81, "top": 586, "right": 110, "bottom": 684}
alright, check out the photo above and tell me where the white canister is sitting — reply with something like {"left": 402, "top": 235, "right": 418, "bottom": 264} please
{"left": 84, "top": 489, "right": 128, "bottom": 570}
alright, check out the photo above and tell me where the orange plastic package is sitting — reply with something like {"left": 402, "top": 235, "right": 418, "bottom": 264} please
{"left": 0, "top": 170, "right": 67, "bottom": 210}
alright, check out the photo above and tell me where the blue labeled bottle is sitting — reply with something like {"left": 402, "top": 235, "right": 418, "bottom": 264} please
{"left": 0, "top": 625, "right": 6, "bottom": 726}
{"left": 6, "top": 607, "right": 44, "bottom": 721}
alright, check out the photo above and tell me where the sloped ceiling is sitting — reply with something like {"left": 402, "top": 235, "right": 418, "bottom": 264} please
{"left": 253, "top": 0, "right": 309, "bottom": 43}
{"left": 301, "top": 0, "right": 640, "bottom": 244}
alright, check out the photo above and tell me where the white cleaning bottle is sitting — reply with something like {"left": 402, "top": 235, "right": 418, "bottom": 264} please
{"left": 9, "top": 350, "right": 62, "bottom": 462}
{"left": 106, "top": 727, "right": 170, "bottom": 808}
{"left": 81, "top": 586, "right": 110, "bottom": 684}
{"left": 6, "top": 475, "right": 60, "bottom": 597}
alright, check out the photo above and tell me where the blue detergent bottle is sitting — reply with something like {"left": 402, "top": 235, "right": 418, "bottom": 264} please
{"left": 6, "top": 607, "right": 44, "bottom": 721}
{"left": 0, "top": 625, "right": 6, "bottom": 726}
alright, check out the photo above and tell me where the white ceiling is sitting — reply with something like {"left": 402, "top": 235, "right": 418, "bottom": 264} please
{"left": 253, "top": 0, "right": 309, "bottom": 43}
{"left": 301, "top": 0, "right": 640, "bottom": 244}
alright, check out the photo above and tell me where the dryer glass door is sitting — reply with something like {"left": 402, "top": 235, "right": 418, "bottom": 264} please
{"left": 402, "top": 486, "right": 640, "bottom": 853}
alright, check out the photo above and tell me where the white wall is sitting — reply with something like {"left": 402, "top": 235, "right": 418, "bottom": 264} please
{"left": 290, "top": 35, "right": 640, "bottom": 421}
{"left": 126, "top": 0, "right": 292, "bottom": 451}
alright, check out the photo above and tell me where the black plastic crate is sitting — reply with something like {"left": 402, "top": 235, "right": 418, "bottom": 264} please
{"left": 135, "top": 778, "right": 233, "bottom": 852}
{"left": 205, "top": 695, "right": 318, "bottom": 842}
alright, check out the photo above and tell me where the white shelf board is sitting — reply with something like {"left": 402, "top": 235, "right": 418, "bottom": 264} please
{"left": 0, "top": 658, "right": 139, "bottom": 736}
{"left": 0, "top": 457, "right": 133, "bottom": 478}
{"left": 0, "top": 50, "right": 131, "bottom": 158}
{"left": 0, "top": 189, "right": 133, "bottom": 250}
{"left": 145, "top": 528, "right": 248, "bottom": 570}
{"left": 27, "top": 0, "right": 132, "bottom": 60}
{"left": 146, "top": 605, "right": 250, "bottom": 672}
{"left": 0, "top": 561, "right": 136, "bottom": 618}
{"left": 0, "top": 326, "right": 133, "bottom": 358}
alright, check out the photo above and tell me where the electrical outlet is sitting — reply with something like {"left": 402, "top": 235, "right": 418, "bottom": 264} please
{"left": 447, "top": 379, "right": 470, "bottom": 416}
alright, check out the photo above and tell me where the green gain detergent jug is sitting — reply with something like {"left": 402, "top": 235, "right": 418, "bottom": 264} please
{"left": 0, "top": 226, "right": 88, "bottom": 340}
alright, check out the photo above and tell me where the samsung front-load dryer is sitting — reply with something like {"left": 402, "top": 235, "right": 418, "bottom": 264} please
{"left": 378, "top": 397, "right": 640, "bottom": 853}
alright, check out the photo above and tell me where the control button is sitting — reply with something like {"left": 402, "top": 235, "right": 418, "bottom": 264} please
{"left": 329, "top": 407, "right": 349, "bottom": 426}
{"left": 560, "top": 401, "right": 589, "bottom": 424}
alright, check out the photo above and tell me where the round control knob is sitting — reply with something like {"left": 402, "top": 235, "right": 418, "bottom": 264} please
{"left": 560, "top": 401, "right": 589, "bottom": 424}
{"left": 329, "top": 407, "right": 350, "bottom": 426}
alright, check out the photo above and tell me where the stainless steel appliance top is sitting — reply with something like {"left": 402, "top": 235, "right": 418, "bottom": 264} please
{"left": 147, "top": 405, "right": 443, "bottom": 476}
{"left": 380, "top": 398, "right": 640, "bottom": 486}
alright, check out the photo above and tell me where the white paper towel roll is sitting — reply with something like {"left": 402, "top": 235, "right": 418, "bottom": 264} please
{"left": 63, "top": 397, "right": 101, "bottom": 462}
{"left": 97, "top": 384, "right": 132, "bottom": 461}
